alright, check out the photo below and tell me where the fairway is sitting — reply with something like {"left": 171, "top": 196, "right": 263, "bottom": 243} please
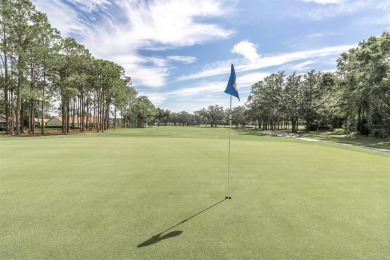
{"left": 0, "top": 127, "right": 389, "bottom": 259}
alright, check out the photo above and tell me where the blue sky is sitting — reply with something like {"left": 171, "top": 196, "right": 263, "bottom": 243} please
{"left": 32, "top": 0, "right": 390, "bottom": 112}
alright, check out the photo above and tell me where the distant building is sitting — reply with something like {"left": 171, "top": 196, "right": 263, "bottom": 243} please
{"left": 35, "top": 118, "right": 50, "bottom": 127}
{"left": 0, "top": 115, "right": 6, "bottom": 130}
{"left": 46, "top": 116, "right": 112, "bottom": 128}
{"left": 1, "top": 115, "right": 50, "bottom": 131}
{"left": 46, "top": 116, "right": 62, "bottom": 127}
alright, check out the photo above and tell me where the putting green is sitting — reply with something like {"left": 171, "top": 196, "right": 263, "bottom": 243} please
{"left": 0, "top": 127, "right": 389, "bottom": 259}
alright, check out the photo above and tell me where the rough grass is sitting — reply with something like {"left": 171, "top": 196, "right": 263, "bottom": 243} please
{"left": 248, "top": 128, "right": 390, "bottom": 150}
{"left": 0, "top": 127, "right": 389, "bottom": 259}
{"left": 308, "top": 132, "right": 390, "bottom": 150}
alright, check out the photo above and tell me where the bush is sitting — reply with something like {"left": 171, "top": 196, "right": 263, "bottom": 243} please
{"left": 43, "top": 126, "right": 62, "bottom": 129}
{"left": 306, "top": 121, "right": 332, "bottom": 131}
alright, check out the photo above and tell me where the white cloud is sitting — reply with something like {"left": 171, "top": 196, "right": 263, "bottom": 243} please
{"left": 358, "top": 1, "right": 390, "bottom": 27}
{"left": 305, "top": 32, "right": 341, "bottom": 39}
{"left": 33, "top": 0, "right": 235, "bottom": 88}
{"left": 368, "top": 15, "right": 390, "bottom": 26}
{"left": 292, "top": 0, "right": 370, "bottom": 21}
{"left": 168, "top": 56, "right": 197, "bottom": 64}
{"left": 378, "top": 2, "right": 390, "bottom": 9}
{"left": 68, "top": 0, "right": 111, "bottom": 12}
{"left": 302, "top": 0, "right": 345, "bottom": 4}
{"left": 378, "top": 15, "right": 390, "bottom": 25}
{"left": 178, "top": 44, "right": 355, "bottom": 81}
{"left": 290, "top": 61, "right": 315, "bottom": 71}
{"left": 110, "top": 55, "right": 168, "bottom": 88}
{"left": 237, "top": 72, "right": 269, "bottom": 87}
{"left": 177, "top": 64, "right": 230, "bottom": 81}
{"left": 239, "top": 44, "right": 354, "bottom": 71}
{"left": 115, "top": 0, "right": 234, "bottom": 50}
{"left": 32, "top": 0, "right": 87, "bottom": 37}
{"left": 171, "top": 82, "right": 224, "bottom": 97}
{"left": 137, "top": 92, "right": 167, "bottom": 106}
{"left": 231, "top": 40, "right": 261, "bottom": 63}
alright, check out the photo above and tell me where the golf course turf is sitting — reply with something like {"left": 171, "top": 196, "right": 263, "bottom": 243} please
{"left": 0, "top": 127, "right": 389, "bottom": 259}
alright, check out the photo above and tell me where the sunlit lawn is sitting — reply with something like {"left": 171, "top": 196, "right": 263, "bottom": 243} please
{"left": 0, "top": 127, "right": 389, "bottom": 259}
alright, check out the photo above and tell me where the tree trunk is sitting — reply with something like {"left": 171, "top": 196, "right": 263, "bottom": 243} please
{"left": 367, "top": 103, "right": 373, "bottom": 135}
{"left": 10, "top": 91, "right": 15, "bottom": 135}
{"left": 357, "top": 105, "right": 362, "bottom": 132}
{"left": 105, "top": 101, "right": 110, "bottom": 130}
{"left": 15, "top": 55, "right": 23, "bottom": 135}
{"left": 20, "top": 99, "right": 26, "bottom": 134}
{"left": 3, "top": 46, "right": 10, "bottom": 134}
{"left": 71, "top": 99, "right": 76, "bottom": 130}
{"left": 41, "top": 71, "right": 45, "bottom": 135}
{"left": 114, "top": 107, "right": 117, "bottom": 129}
{"left": 67, "top": 102, "right": 70, "bottom": 133}
{"left": 291, "top": 116, "right": 298, "bottom": 132}
{"left": 80, "top": 93, "right": 84, "bottom": 132}
{"left": 94, "top": 92, "right": 97, "bottom": 131}
{"left": 29, "top": 65, "right": 35, "bottom": 134}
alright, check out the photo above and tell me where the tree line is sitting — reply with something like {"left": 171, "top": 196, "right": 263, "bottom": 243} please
{"left": 0, "top": 0, "right": 157, "bottom": 135}
{"left": 151, "top": 105, "right": 245, "bottom": 128}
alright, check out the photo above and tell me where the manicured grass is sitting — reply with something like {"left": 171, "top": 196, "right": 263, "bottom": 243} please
{"left": 0, "top": 127, "right": 389, "bottom": 259}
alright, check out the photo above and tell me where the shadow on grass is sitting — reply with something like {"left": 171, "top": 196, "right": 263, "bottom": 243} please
{"left": 137, "top": 231, "right": 183, "bottom": 248}
{"left": 137, "top": 198, "right": 226, "bottom": 248}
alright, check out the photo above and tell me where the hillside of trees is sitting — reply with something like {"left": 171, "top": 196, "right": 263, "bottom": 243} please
{"left": 1, "top": 0, "right": 389, "bottom": 137}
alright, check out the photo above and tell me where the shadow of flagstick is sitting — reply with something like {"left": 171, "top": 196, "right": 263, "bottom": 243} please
{"left": 136, "top": 231, "right": 183, "bottom": 248}
{"left": 137, "top": 198, "right": 227, "bottom": 248}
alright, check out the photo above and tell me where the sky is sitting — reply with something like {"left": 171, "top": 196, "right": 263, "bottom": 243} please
{"left": 32, "top": 0, "right": 390, "bottom": 113}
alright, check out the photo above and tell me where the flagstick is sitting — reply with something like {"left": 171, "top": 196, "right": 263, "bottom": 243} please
{"left": 225, "top": 95, "right": 232, "bottom": 200}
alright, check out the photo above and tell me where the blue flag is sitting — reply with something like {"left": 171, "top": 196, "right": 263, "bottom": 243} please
{"left": 224, "top": 64, "right": 240, "bottom": 101}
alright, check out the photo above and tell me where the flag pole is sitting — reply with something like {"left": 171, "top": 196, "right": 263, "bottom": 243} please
{"left": 226, "top": 95, "right": 232, "bottom": 200}
{"left": 224, "top": 63, "right": 238, "bottom": 200}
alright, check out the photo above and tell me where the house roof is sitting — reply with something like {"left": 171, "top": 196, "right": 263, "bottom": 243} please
{"left": 0, "top": 114, "right": 12, "bottom": 122}
{"left": 34, "top": 118, "right": 50, "bottom": 123}
{"left": 1, "top": 115, "right": 49, "bottom": 123}
{"left": 49, "top": 116, "right": 109, "bottom": 124}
